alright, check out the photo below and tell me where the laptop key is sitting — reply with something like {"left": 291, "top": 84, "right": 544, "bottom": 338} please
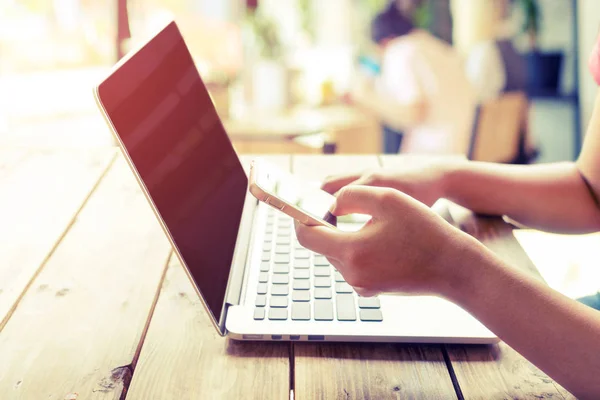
{"left": 273, "top": 264, "right": 290, "bottom": 274}
{"left": 255, "top": 295, "right": 266, "bottom": 307}
{"left": 261, "top": 251, "right": 271, "bottom": 262}
{"left": 293, "top": 279, "right": 310, "bottom": 290}
{"left": 358, "top": 297, "right": 381, "bottom": 309}
{"left": 314, "top": 255, "right": 330, "bottom": 266}
{"left": 257, "top": 283, "right": 268, "bottom": 295}
{"left": 336, "top": 294, "right": 357, "bottom": 321}
{"left": 292, "top": 290, "right": 310, "bottom": 302}
{"left": 263, "top": 242, "right": 272, "bottom": 252}
{"left": 294, "top": 259, "right": 310, "bottom": 269}
{"left": 359, "top": 309, "right": 383, "bottom": 322}
{"left": 274, "top": 254, "right": 290, "bottom": 264}
{"left": 278, "top": 228, "right": 291, "bottom": 237}
{"left": 276, "top": 236, "right": 290, "bottom": 245}
{"left": 275, "top": 245, "right": 290, "bottom": 254}
{"left": 272, "top": 274, "right": 289, "bottom": 284}
{"left": 314, "top": 287, "right": 332, "bottom": 299}
{"left": 260, "top": 262, "right": 270, "bottom": 272}
{"left": 254, "top": 307, "right": 266, "bottom": 320}
{"left": 268, "top": 308, "right": 288, "bottom": 320}
{"left": 314, "top": 267, "right": 331, "bottom": 277}
{"left": 291, "top": 302, "right": 311, "bottom": 320}
{"left": 271, "top": 284, "right": 289, "bottom": 296}
{"left": 270, "top": 296, "right": 288, "bottom": 308}
{"left": 334, "top": 271, "right": 345, "bottom": 282}
{"left": 294, "top": 269, "right": 310, "bottom": 279}
{"left": 294, "top": 250, "right": 310, "bottom": 259}
{"left": 258, "top": 272, "right": 269, "bottom": 283}
{"left": 314, "top": 299, "right": 334, "bottom": 321}
{"left": 335, "top": 282, "right": 353, "bottom": 294}
{"left": 314, "top": 277, "right": 331, "bottom": 288}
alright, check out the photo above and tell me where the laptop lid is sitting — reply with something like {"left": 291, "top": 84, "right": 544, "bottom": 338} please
{"left": 95, "top": 22, "right": 248, "bottom": 334}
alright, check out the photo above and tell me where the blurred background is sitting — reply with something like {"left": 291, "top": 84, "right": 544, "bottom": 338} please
{"left": 0, "top": 0, "right": 595, "bottom": 164}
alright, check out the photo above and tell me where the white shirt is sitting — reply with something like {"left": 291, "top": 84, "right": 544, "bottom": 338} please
{"left": 378, "top": 31, "right": 477, "bottom": 155}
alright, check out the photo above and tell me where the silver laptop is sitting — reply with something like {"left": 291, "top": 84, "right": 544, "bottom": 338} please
{"left": 94, "top": 21, "right": 497, "bottom": 344}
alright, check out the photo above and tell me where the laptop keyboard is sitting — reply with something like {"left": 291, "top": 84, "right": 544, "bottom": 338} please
{"left": 253, "top": 208, "right": 383, "bottom": 322}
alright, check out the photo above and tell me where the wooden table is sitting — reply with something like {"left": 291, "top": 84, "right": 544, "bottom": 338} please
{"left": 0, "top": 149, "right": 576, "bottom": 399}
{"left": 225, "top": 105, "right": 382, "bottom": 155}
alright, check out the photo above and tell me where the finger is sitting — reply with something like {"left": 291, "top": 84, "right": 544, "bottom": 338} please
{"left": 294, "top": 221, "right": 344, "bottom": 257}
{"left": 321, "top": 174, "right": 360, "bottom": 194}
{"left": 332, "top": 185, "right": 390, "bottom": 217}
{"left": 354, "top": 287, "right": 379, "bottom": 297}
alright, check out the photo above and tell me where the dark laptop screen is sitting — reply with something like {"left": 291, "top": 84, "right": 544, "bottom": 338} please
{"left": 97, "top": 22, "right": 247, "bottom": 323}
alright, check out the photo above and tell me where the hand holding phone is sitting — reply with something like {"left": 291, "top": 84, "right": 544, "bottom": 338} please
{"left": 249, "top": 158, "right": 338, "bottom": 228}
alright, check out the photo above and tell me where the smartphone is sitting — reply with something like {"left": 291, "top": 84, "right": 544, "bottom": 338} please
{"left": 249, "top": 158, "right": 337, "bottom": 229}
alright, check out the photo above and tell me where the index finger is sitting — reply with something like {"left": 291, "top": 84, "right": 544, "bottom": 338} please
{"left": 294, "top": 220, "right": 346, "bottom": 257}
{"left": 321, "top": 174, "right": 360, "bottom": 194}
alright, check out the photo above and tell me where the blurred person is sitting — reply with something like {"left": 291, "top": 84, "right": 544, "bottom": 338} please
{"left": 294, "top": 29, "right": 600, "bottom": 398}
{"left": 459, "top": 0, "right": 526, "bottom": 102}
{"left": 456, "top": 0, "right": 535, "bottom": 162}
{"left": 347, "top": 1, "right": 477, "bottom": 155}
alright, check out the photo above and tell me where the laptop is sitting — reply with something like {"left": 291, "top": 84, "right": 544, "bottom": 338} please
{"left": 94, "top": 21, "right": 497, "bottom": 343}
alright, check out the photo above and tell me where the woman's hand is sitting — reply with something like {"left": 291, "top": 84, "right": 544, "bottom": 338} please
{"left": 321, "top": 156, "right": 464, "bottom": 207}
{"left": 295, "top": 185, "right": 479, "bottom": 297}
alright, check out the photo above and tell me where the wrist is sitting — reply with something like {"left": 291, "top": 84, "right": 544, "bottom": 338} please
{"left": 438, "top": 156, "right": 468, "bottom": 201}
{"left": 434, "top": 234, "right": 496, "bottom": 304}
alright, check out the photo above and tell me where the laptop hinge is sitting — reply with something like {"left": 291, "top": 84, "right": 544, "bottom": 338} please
{"left": 219, "top": 190, "right": 258, "bottom": 332}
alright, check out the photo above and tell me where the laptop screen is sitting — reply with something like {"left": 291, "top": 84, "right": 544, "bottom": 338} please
{"left": 97, "top": 22, "right": 247, "bottom": 324}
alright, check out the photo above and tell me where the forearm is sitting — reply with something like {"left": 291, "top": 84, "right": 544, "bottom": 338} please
{"left": 441, "top": 160, "right": 600, "bottom": 233}
{"left": 443, "top": 238, "right": 600, "bottom": 398}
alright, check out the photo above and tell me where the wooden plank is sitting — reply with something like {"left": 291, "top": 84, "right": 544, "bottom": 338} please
{"left": 127, "top": 154, "right": 291, "bottom": 399}
{"left": 0, "top": 149, "right": 116, "bottom": 328}
{"left": 377, "top": 156, "right": 574, "bottom": 398}
{"left": 0, "top": 155, "right": 173, "bottom": 399}
{"left": 446, "top": 219, "right": 576, "bottom": 399}
{"left": 445, "top": 342, "right": 575, "bottom": 400}
{"left": 292, "top": 155, "right": 457, "bottom": 400}
{"left": 232, "top": 140, "right": 321, "bottom": 155}
{"left": 127, "top": 256, "right": 291, "bottom": 400}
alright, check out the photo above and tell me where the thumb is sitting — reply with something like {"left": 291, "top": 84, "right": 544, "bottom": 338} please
{"left": 332, "top": 186, "right": 388, "bottom": 217}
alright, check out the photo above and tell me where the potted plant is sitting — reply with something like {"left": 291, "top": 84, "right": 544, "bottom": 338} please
{"left": 517, "top": 0, "right": 564, "bottom": 95}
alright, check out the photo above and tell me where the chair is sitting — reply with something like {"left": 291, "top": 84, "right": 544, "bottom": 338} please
{"left": 468, "top": 91, "right": 535, "bottom": 163}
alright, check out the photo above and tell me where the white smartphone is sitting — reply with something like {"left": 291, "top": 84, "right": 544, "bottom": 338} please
{"left": 248, "top": 158, "right": 337, "bottom": 229}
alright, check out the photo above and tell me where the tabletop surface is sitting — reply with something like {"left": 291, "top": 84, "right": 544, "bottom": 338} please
{"left": 0, "top": 149, "right": 576, "bottom": 399}
{"left": 224, "top": 105, "right": 372, "bottom": 141}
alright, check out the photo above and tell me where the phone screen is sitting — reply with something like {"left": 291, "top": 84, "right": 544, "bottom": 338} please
{"left": 259, "top": 169, "right": 337, "bottom": 226}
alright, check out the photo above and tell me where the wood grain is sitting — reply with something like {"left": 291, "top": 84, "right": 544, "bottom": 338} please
{"left": 127, "top": 256, "right": 291, "bottom": 400}
{"left": 446, "top": 218, "right": 575, "bottom": 399}
{"left": 127, "top": 155, "right": 291, "bottom": 399}
{"left": 0, "top": 155, "right": 173, "bottom": 399}
{"left": 0, "top": 149, "right": 116, "bottom": 328}
{"left": 294, "top": 343, "right": 458, "bottom": 400}
{"left": 291, "top": 155, "right": 457, "bottom": 400}
{"left": 378, "top": 156, "right": 574, "bottom": 398}
{"left": 445, "top": 342, "right": 576, "bottom": 400}
{"left": 232, "top": 140, "right": 321, "bottom": 155}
